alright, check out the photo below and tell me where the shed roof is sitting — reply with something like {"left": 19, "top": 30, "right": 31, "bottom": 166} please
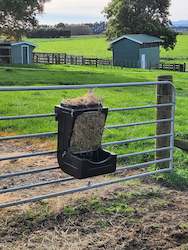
{"left": 110, "top": 34, "right": 163, "bottom": 45}
{"left": 11, "top": 42, "right": 36, "bottom": 47}
{"left": 0, "top": 41, "right": 11, "bottom": 45}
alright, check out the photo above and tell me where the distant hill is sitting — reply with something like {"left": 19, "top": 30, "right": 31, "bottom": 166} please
{"left": 172, "top": 20, "right": 188, "bottom": 27}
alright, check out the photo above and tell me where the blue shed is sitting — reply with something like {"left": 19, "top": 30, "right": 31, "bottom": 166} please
{"left": 11, "top": 42, "right": 36, "bottom": 64}
{"left": 110, "top": 34, "right": 163, "bottom": 69}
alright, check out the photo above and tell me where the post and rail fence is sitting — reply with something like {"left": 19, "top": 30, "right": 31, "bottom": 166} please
{"left": 0, "top": 78, "right": 176, "bottom": 209}
{"left": 33, "top": 52, "right": 186, "bottom": 72}
{"left": 33, "top": 52, "right": 112, "bottom": 67}
{"left": 159, "top": 63, "right": 186, "bottom": 72}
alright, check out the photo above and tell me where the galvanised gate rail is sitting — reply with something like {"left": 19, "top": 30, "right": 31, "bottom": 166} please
{"left": 0, "top": 81, "right": 176, "bottom": 209}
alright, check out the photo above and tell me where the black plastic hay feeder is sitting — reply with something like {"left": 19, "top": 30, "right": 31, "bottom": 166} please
{"left": 55, "top": 103, "right": 117, "bottom": 179}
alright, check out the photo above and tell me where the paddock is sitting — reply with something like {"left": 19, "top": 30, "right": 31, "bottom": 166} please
{"left": 0, "top": 80, "right": 175, "bottom": 209}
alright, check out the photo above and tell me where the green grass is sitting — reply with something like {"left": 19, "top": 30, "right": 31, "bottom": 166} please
{"left": 28, "top": 34, "right": 188, "bottom": 64}
{"left": 161, "top": 34, "right": 188, "bottom": 63}
{"left": 0, "top": 64, "right": 188, "bottom": 188}
{"left": 0, "top": 64, "right": 187, "bottom": 137}
{"left": 29, "top": 35, "right": 111, "bottom": 59}
{"left": 70, "top": 193, "right": 135, "bottom": 216}
{"left": 2, "top": 30, "right": 188, "bottom": 188}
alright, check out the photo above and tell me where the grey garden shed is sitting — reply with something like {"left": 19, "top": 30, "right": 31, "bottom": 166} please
{"left": 110, "top": 34, "right": 163, "bottom": 69}
{"left": 11, "top": 42, "right": 36, "bottom": 64}
{"left": 0, "top": 41, "right": 35, "bottom": 65}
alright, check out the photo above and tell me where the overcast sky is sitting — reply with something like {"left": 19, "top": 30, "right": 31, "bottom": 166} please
{"left": 39, "top": 0, "right": 188, "bottom": 24}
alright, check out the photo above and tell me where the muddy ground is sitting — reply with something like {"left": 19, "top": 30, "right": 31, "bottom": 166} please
{"left": 0, "top": 139, "right": 188, "bottom": 250}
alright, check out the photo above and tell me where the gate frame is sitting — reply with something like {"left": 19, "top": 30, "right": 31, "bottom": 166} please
{"left": 0, "top": 81, "right": 176, "bottom": 209}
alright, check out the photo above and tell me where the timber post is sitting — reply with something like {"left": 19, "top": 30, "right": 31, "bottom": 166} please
{"left": 156, "top": 75, "right": 173, "bottom": 168}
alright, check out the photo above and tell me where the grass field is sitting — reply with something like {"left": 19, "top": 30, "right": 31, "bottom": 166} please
{"left": 0, "top": 64, "right": 188, "bottom": 189}
{"left": 0, "top": 65, "right": 188, "bottom": 135}
{"left": 161, "top": 34, "right": 188, "bottom": 59}
{"left": 0, "top": 43, "right": 188, "bottom": 248}
{"left": 29, "top": 35, "right": 111, "bottom": 58}
{"left": 29, "top": 34, "right": 188, "bottom": 64}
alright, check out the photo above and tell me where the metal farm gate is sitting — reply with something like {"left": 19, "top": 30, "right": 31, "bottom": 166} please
{"left": 0, "top": 81, "right": 176, "bottom": 209}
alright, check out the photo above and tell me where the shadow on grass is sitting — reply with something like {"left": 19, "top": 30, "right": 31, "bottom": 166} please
{"left": 154, "top": 169, "right": 188, "bottom": 191}
{"left": 0, "top": 64, "right": 156, "bottom": 87}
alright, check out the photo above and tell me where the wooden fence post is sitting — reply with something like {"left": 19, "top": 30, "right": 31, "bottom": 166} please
{"left": 70, "top": 56, "right": 73, "bottom": 65}
{"left": 184, "top": 63, "right": 186, "bottom": 72}
{"left": 156, "top": 75, "right": 173, "bottom": 168}
{"left": 64, "top": 53, "right": 67, "bottom": 64}
{"left": 95, "top": 58, "right": 98, "bottom": 67}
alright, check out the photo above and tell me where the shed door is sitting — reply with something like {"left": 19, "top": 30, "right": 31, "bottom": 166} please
{"left": 22, "top": 46, "right": 29, "bottom": 64}
{"left": 141, "top": 54, "right": 146, "bottom": 69}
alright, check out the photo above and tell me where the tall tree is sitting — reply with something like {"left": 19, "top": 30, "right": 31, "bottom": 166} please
{"left": 104, "top": 0, "right": 177, "bottom": 49}
{"left": 0, "top": 0, "right": 49, "bottom": 40}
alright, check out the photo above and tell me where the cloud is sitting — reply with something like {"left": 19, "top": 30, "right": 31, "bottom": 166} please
{"left": 39, "top": 0, "right": 188, "bottom": 24}
{"left": 170, "top": 0, "right": 188, "bottom": 20}
{"left": 39, "top": 0, "right": 109, "bottom": 24}
{"left": 43, "top": 0, "right": 109, "bottom": 14}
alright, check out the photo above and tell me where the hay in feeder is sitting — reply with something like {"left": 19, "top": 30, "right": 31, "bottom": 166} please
{"left": 62, "top": 91, "right": 102, "bottom": 108}
{"left": 70, "top": 111, "right": 106, "bottom": 153}
{"left": 62, "top": 91, "right": 106, "bottom": 154}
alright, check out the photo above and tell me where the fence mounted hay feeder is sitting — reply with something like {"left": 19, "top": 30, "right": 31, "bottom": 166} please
{"left": 55, "top": 92, "right": 117, "bottom": 179}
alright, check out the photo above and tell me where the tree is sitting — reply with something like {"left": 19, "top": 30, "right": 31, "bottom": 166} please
{"left": 26, "top": 25, "right": 71, "bottom": 38}
{"left": 104, "top": 0, "right": 177, "bottom": 49}
{"left": 68, "top": 24, "right": 92, "bottom": 36}
{"left": 55, "top": 23, "right": 66, "bottom": 29}
{"left": 0, "top": 0, "right": 50, "bottom": 40}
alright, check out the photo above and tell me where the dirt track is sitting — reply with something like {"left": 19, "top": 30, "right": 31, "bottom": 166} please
{"left": 0, "top": 139, "right": 188, "bottom": 250}
{"left": 0, "top": 183, "right": 188, "bottom": 250}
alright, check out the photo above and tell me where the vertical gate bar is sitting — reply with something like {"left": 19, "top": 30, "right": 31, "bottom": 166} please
{"left": 169, "top": 88, "right": 176, "bottom": 170}
{"left": 156, "top": 75, "right": 173, "bottom": 169}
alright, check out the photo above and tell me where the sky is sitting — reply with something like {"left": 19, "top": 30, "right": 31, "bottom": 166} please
{"left": 38, "top": 0, "right": 188, "bottom": 25}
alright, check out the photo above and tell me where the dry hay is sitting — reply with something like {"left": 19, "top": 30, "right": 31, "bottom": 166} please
{"left": 62, "top": 91, "right": 102, "bottom": 107}
{"left": 70, "top": 111, "right": 106, "bottom": 153}
{"left": 62, "top": 91, "right": 106, "bottom": 153}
